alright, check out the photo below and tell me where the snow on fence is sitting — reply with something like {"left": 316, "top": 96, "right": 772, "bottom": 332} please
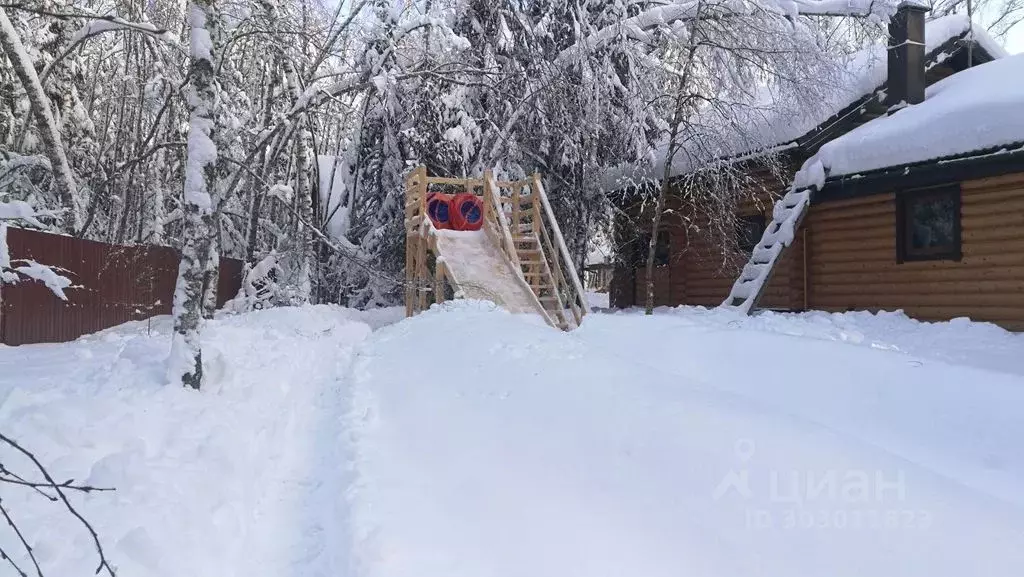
{"left": 0, "top": 227, "right": 243, "bottom": 345}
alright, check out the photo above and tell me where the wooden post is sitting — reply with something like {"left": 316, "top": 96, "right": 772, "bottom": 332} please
{"left": 435, "top": 259, "right": 446, "bottom": 305}
{"left": 531, "top": 191, "right": 544, "bottom": 293}
{"left": 405, "top": 232, "right": 415, "bottom": 317}
{"left": 417, "top": 234, "right": 428, "bottom": 312}
{"left": 404, "top": 168, "right": 423, "bottom": 317}
{"left": 417, "top": 166, "right": 428, "bottom": 218}
{"left": 802, "top": 226, "right": 809, "bottom": 311}
{"left": 511, "top": 180, "right": 521, "bottom": 239}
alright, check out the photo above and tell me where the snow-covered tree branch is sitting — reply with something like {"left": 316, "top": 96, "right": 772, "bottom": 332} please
{"left": 0, "top": 0, "right": 1015, "bottom": 314}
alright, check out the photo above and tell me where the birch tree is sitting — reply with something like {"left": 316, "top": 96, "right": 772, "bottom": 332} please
{"left": 0, "top": 6, "right": 81, "bottom": 232}
{"left": 169, "top": 0, "right": 220, "bottom": 389}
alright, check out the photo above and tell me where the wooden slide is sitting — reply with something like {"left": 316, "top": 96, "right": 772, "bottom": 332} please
{"left": 404, "top": 167, "right": 588, "bottom": 331}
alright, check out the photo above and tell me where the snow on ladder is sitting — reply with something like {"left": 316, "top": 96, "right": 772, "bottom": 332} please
{"left": 722, "top": 184, "right": 813, "bottom": 314}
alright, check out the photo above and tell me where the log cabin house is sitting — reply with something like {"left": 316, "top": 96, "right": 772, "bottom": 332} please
{"left": 609, "top": 7, "right": 1024, "bottom": 329}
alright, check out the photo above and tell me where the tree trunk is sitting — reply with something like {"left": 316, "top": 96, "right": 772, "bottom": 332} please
{"left": 644, "top": 177, "right": 669, "bottom": 315}
{"left": 245, "top": 59, "right": 280, "bottom": 262}
{"left": 255, "top": 0, "right": 316, "bottom": 302}
{"left": 201, "top": 217, "right": 220, "bottom": 319}
{"left": 169, "top": 0, "right": 220, "bottom": 389}
{"left": 0, "top": 7, "right": 82, "bottom": 233}
{"left": 644, "top": 18, "right": 701, "bottom": 315}
{"left": 284, "top": 62, "right": 316, "bottom": 303}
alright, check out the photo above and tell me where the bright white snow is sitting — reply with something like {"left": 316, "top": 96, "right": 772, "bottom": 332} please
{"left": 351, "top": 302, "right": 1024, "bottom": 577}
{"left": 4, "top": 302, "right": 1024, "bottom": 576}
{"left": 1, "top": 224, "right": 73, "bottom": 298}
{"left": 432, "top": 229, "right": 543, "bottom": 315}
{"left": 317, "top": 155, "right": 352, "bottom": 240}
{"left": 0, "top": 200, "right": 58, "bottom": 228}
{"left": 603, "top": 14, "right": 1005, "bottom": 190}
{"left": 805, "top": 50, "right": 1024, "bottom": 179}
{"left": 12, "top": 260, "right": 73, "bottom": 300}
{"left": 0, "top": 307, "right": 376, "bottom": 577}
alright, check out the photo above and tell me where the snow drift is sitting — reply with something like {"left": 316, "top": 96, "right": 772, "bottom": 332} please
{"left": 350, "top": 302, "right": 1024, "bottom": 577}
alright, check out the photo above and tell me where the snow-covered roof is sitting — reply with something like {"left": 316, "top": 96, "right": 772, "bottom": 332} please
{"left": 797, "top": 50, "right": 1024, "bottom": 184}
{"left": 604, "top": 14, "right": 1006, "bottom": 191}
{"left": 764, "top": 15, "right": 1006, "bottom": 151}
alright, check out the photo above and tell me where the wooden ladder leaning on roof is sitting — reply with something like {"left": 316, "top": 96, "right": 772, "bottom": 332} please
{"left": 721, "top": 182, "right": 816, "bottom": 314}
{"left": 404, "top": 166, "right": 589, "bottom": 330}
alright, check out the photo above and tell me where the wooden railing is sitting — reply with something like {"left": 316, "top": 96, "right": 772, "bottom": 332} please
{"left": 405, "top": 165, "right": 439, "bottom": 316}
{"left": 482, "top": 170, "right": 522, "bottom": 272}
{"left": 527, "top": 175, "right": 588, "bottom": 328}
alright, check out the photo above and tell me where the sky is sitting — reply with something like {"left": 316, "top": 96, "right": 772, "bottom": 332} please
{"left": 977, "top": 4, "right": 1024, "bottom": 53}
{"left": 1003, "top": 23, "right": 1024, "bottom": 53}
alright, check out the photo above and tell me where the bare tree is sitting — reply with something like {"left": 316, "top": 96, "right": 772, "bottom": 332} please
{"left": 617, "top": 0, "right": 855, "bottom": 313}
{"left": 930, "top": 0, "right": 1024, "bottom": 39}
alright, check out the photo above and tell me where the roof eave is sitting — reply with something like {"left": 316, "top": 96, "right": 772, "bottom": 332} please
{"left": 813, "top": 142, "right": 1024, "bottom": 203}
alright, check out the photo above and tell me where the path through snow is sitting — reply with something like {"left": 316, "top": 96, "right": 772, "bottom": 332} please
{"left": 0, "top": 306, "right": 381, "bottom": 577}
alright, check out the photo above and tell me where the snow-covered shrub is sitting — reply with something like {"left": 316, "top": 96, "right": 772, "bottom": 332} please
{"left": 225, "top": 253, "right": 284, "bottom": 313}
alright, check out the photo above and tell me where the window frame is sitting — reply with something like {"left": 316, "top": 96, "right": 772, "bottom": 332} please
{"left": 736, "top": 214, "right": 767, "bottom": 253}
{"left": 895, "top": 184, "right": 963, "bottom": 264}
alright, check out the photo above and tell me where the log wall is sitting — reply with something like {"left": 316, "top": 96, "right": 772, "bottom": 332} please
{"left": 618, "top": 171, "right": 1024, "bottom": 330}
{"left": 805, "top": 173, "right": 1024, "bottom": 330}
{"left": 626, "top": 183, "right": 803, "bottom": 310}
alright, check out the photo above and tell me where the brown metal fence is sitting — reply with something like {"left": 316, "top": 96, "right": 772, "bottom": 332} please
{"left": 0, "top": 227, "right": 244, "bottom": 346}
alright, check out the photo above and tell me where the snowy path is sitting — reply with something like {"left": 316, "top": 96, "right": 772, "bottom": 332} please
{"left": 349, "top": 303, "right": 1024, "bottom": 577}
{"left": 0, "top": 306, "right": 388, "bottom": 577}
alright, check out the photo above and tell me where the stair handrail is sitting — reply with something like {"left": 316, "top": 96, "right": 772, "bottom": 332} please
{"left": 531, "top": 174, "right": 588, "bottom": 325}
{"left": 484, "top": 170, "right": 522, "bottom": 270}
{"left": 485, "top": 171, "right": 557, "bottom": 328}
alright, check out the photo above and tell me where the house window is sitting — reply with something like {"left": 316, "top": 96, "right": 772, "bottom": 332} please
{"left": 636, "top": 230, "right": 670, "bottom": 267}
{"left": 896, "top": 185, "right": 962, "bottom": 263}
{"left": 737, "top": 215, "right": 767, "bottom": 252}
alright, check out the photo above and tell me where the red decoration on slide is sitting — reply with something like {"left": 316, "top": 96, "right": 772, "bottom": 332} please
{"left": 426, "top": 192, "right": 453, "bottom": 229}
{"left": 450, "top": 193, "right": 484, "bottom": 231}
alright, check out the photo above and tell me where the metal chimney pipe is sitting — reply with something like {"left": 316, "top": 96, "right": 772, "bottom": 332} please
{"left": 886, "top": 2, "right": 929, "bottom": 108}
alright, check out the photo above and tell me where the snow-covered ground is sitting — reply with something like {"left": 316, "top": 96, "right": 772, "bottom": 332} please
{"left": 354, "top": 303, "right": 1024, "bottom": 577}
{"left": 0, "top": 306, "right": 386, "bottom": 577}
{"left": 3, "top": 302, "right": 1024, "bottom": 576}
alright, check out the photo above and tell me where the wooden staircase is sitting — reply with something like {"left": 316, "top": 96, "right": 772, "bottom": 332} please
{"left": 508, "top": 181, "right": 576, "bottom": 330}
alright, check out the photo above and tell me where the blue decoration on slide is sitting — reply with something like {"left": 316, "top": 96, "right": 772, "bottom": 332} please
{"left": 428, "top": 195, "right": 450, "bottom": 225}
{"left": 460, "top": 200, "right": 481, "bottom": 224}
